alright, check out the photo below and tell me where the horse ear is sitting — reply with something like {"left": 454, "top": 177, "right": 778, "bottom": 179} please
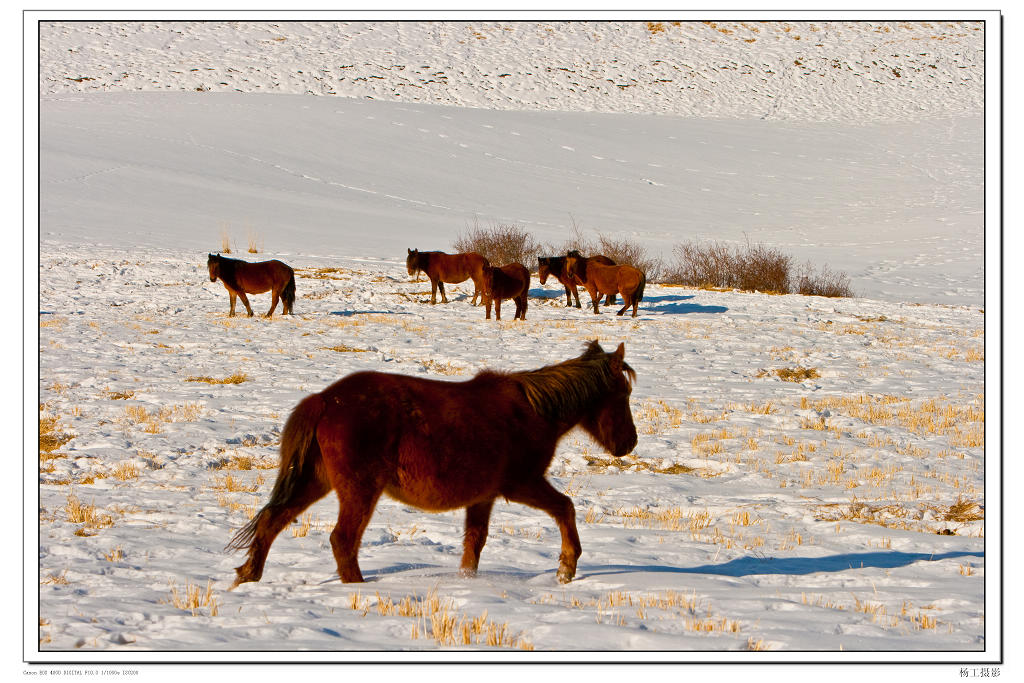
{"left": 583, "top": 339, "right": 603, "bottom": 356}
{"left": 613, "top": 343, "right": 626, "bottom": 361}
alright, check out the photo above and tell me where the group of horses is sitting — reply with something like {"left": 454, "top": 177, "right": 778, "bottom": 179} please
{"left": 206, "top": 250, "right": 642, "bottom": 587}
{"left": 406, "top": 248, "right": 646, "bottom": 319}
{"left": 207, "top": 248, "right": 647, "bottom": 320}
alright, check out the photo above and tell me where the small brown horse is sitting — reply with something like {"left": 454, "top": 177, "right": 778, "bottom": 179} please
{"left": 565, "top": 253, "right": 646, "bottom": 317}
{"left": 483, "top": 263, "right": 530, "bottom": 321}
{"left": 227, "top": 340, "right": 637, "bottom": 586}
{"left": 539, "top": 253, "right": 617, "bottom": 308}
{"left": 207, "top": 253, "right": 296, "bottom": 317}
{"left": 406, "top": 249, "right": 490, "bottom": 305}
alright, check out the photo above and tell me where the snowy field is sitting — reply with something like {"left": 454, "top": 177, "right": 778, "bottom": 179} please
{"left": 29, "top": 16, "right": 997, "bottom": 666}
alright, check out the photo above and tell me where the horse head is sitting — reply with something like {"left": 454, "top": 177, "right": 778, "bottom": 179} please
{"left": 579, "top": 341, "right": 637, "bottom": 458}
{"left": 537, "top": 257, "right": 551, "bottom": 284}
{"left": 564, "top": 252, "right": 586, "bottom": 284}
{"left": 207, "top": 253, "right": 220, "bottom": 282}
{"left": 406, "top": 248, "right": 420, "bottom": 276}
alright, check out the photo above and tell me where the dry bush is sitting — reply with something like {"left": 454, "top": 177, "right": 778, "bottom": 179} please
{"left": 663, "top": 240, "right": 852, "bottom": 297}
{"left": 794, "top": 261, "right": 854, "bottom": 298}
{"left": 733, "top": 242, "right": 792, "bottom": 293}
{"left": 452, "top": 220, "right": 541, "bottom": 267}
{"left": 593, "top": 234, "right": 661, "bottom": 280}
{"left": 663, "top": 241, "right": 739, "bottom": 290}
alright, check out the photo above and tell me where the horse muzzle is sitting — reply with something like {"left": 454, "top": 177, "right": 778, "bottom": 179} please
{"left": 612, "top": 431, "right": 638, "bottom": 458}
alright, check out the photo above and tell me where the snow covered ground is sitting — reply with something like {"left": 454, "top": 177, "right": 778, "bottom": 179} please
{"left": 29, "top": 15, "right": 996, "bottom": 666}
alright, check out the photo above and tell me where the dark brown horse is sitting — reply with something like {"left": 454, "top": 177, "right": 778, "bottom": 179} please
{"left": 227, "top": 340, "right": 638, "bottom": 586}
{"left": 483, "top": 263, "right": 530, "bottom": 321}
{"left": 538, "top": 253, "right": 616, "bottom": 308}
{"left": 207, "top": 253, "right": 296, "bottom": 317}
{"left": 565, "top": 253, "right": 646, "bottom": 317}
{"left": 406, "top": 249, "right": 490, "bottom": 305}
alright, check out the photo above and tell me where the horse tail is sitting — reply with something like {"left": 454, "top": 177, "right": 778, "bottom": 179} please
{"left": 635, "top": 270, "right": 647, "bottom": 303}
{"left": 226, "top": 393, "right": 325, "bottom": 552}
{"left": 282, "top": 270, "right": 296, "bottom": 314}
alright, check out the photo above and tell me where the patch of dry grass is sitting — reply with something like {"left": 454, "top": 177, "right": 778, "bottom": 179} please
{"left": 186, "top": 372, "right": 248, "bottom": 385}
{"left": 347, "top": 588, "right": 533, "bottom": 650}
{"left": 758, "top": 367, "right": 820, "bottom": 382}
{"left": 162, "top": 579, "right": 219, "bottom": 617}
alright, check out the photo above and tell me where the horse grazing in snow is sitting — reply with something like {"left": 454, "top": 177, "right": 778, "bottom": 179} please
{"left": 207, "top": 253, "right": 295, "bottom": 317}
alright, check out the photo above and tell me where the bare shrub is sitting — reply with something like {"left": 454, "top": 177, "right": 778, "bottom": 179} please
{"left": 662, "top": 241, "right": 736, "bottom": 289}
{"left": 593, "top": 234, "right": 661, "bottom": 281}
{"left": 733, "top": 243, "right": 792, "bottom": 293}
{"left": 452, "top": 221, "right": 540, "bottom": 267}
{"left": 794, "top": 261, "right": 854, "bottom": 298}
{"left": 663, "top": 240, "right": 852, "bottom": 297}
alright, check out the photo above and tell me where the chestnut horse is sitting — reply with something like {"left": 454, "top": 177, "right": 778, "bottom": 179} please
{"left": 539, "top": 253, "right": 617, "bottom": 308}
{"left": 227, "top": 340, "right": 638, "bottom": 586}
{"left": 207, "top": 253, "right": 295, "bottom": 317}
{"left": 406, "top": 249, "right": 490, "bottom": 305}
{"left": 483, "top": 263, "right": 530, "bottom": 321}
{"left": 565, "top": 253, "right": 646, "bottom": 317}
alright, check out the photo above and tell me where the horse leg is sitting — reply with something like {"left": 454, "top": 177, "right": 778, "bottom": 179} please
{"left": 238, "top": 292, "right": 254, "bottom": 317}
{"left": 228, "top": 291, "right": 237, "bottom": 317}
{"left": 265, "top": 290, "right": 280, "bottom": 318}
{"left": 571, "top": 284, "right": 581, "bottom": 309}
{"left": 429, "top": 278, "right": 438, "bottom": 305}
{"left": 230, "top": 475, "right": 331, "bottom": 589}
{"left": 494, "top": 298, "right": 502, "bottom": 321}
{"left": 438, "top": 281, "right": 449, "bottom": 304}
{"left": 516, "top": 295, "right": 527, "bottom": 320}
{"left": 328, "top": 482, "right": 382, "bottom": 583}
{"left": 616, "top": 293, "right": 634, "bottom": 317}
{"left": 459, "top": 499, "right": 495, "bottom": 576}
{"left": 589, "top": 286, "right": 601, "bottom": 315}
{"left": 504, "top": 478, "right": 582, "bottom": 583}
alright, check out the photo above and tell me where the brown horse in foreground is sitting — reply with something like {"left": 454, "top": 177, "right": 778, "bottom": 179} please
{"left": 227, "top": 340, "right": 638, "bottom": 586}
{"left": 406, "top": 249, "right": 490, "bottom": 305}
{"left": 538, "top": 254, "right": 616, "bottom": 308}
{"left": 483, "top": 263, "right": 530, "bottom": 320}
{"left": 565, "top": 252, "right": 646, "bottom": 317}
{"left": 207, "top": 253, "right": 295, "bottom": 317}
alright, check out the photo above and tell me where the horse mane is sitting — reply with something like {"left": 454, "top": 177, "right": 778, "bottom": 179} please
{"left": 498, "top": 341, "right": 635, "bottom": 421}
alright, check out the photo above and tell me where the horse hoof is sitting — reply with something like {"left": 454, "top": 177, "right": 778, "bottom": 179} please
{"left": 557, "top": 570, "right": 574, "bottom": 584}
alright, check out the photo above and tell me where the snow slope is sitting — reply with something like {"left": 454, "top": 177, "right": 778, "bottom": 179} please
{"left": 30, "top": 16, "right": 994, "bottom": 665}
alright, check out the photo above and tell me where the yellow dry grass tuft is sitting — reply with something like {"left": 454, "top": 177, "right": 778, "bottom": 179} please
{"left": 39, "top": 411, "right": 73, "bottom": 455}
{"left": 758, "top": 367, "right": 820, "bottom": 382}
{"left": 163, "top": 579, "right": 219, "bottom": 617}
{"left": 348, "top": 587, "right": 533, "bottom": 650}
{"left": 186, "top": 372, "right": 248, "bottom": 385}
